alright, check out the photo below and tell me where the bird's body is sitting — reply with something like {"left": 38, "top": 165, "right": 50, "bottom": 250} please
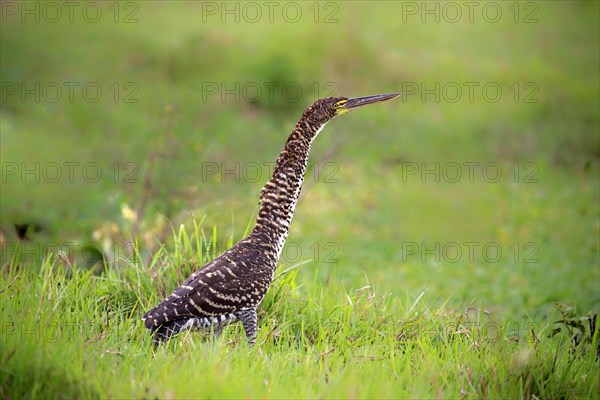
{"left": 143, "top": 93, "right": 400, "bottom": 345}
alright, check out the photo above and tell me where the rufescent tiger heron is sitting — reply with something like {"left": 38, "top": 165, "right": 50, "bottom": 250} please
{"left": 143, "top": 93, "right": 401, "bottom": 346}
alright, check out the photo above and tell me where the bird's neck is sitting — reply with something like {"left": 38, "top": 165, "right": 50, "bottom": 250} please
{"left": 251, "top": 121, "right": 326, "bottom": 262}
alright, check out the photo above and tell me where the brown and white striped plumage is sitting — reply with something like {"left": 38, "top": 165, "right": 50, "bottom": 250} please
{"left": 143, "top": 94, "right": 400, "bottom": 346}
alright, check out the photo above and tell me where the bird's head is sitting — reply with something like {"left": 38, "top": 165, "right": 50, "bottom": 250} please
{"left": 302, "top": 93, "right": 401, "bottom": 133}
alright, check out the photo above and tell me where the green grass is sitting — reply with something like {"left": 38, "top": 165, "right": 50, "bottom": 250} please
{"left": 1, "top": 1, "right": 599, "bottom": 398}
{"left": 2, "top": 223, "right": 598, "bottom": 398}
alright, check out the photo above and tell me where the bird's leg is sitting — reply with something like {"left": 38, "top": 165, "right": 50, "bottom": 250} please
{"left": 234, "top": 309, "right": 258, "bottom": 345}
{"left": 211, "top": 324, "right": 226, "bottom": 339}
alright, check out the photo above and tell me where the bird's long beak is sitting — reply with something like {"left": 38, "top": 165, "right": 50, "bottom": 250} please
{"left": 343, "top": 93, "right": 401, "bottom": 110}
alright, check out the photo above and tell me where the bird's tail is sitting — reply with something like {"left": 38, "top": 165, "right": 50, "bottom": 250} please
{"left": 143, "top": 313, "right": 238, "bottom": 346}
{"left": 150, "top": 318, "right": 200, "bottom": 346}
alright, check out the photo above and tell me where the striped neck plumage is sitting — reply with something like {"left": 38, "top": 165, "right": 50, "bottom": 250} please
{"left": 251, "top": 120, "right": 327, "bottom": 258}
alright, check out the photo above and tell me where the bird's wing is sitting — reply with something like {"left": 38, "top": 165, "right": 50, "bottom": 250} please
{"left": 142, "top": 258, "right": 240, "bottom": 331}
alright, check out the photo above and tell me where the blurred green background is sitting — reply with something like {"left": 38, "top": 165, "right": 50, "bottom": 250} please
{"left": 1, "top": 1, "right": 598, "bottom": 319}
